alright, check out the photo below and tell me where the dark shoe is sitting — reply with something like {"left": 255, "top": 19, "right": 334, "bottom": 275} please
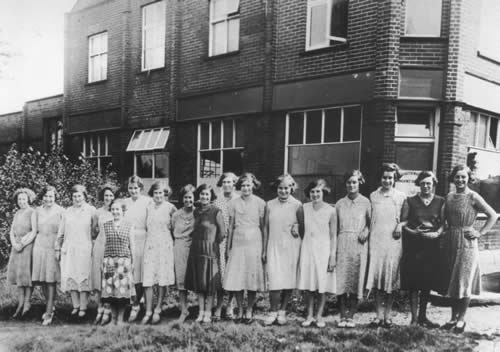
{"left": 441, "top": 320, "right": 457, "bottom": 330}
{"left": 369, "top": 318, "right": 383, "bottom": 328}
{"left": 453, "top": 321, "right": 466, "bottom": 334}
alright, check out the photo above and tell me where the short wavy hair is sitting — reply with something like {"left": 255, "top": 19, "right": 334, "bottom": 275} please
{"left": 179, "top": 184, "right": 196, "bottom": 199}
{"left": 127, "top": 175, "right": 144, "bottom": 190}
{"left": 216, "top": 172, "right": 238, "bottom": 187}
{"left": 98, "top": 184, "right": 117, "bottom": 202}
{"left": 38, "top": 185, "right": 58, "bottom": 201}
{"left": 235, "top": 172, "right": 261, "bottom": 191}
{"left": 379, "top": 163, "right": 402, "bottom": 182}
{"left": 109, "top": 198, "right": 127, "bottom": 213}
{"left": 304, "top": 179, "right": 331, "bottom": 198}
{"left": 148, "top": 181, "right": 172, "bottom": 198}
{"left": 414, "top": 170, "right": 438, "bottom": 187}
{"left": 70, "top": 184, "right": 88, "bottom": 201}
{"left": 194, "top": 184, "right": 217, "bottom": 202}
{"left": 271, "top": 174, "right": 297, "bottom": 194}
{"left": 448, "top": 164, "right": 473, "bottom": 183}
{"left": 343, "top": 169, "right": 365, "bottom": 185}
{"left": 13, "top": 188, "right": 36, "bottom": 206}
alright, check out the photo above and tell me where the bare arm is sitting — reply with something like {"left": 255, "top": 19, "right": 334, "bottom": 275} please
{"left": 327, "top": 207, "right": 337, "bottom": 272}
{"left": 472, "top": 192, "right": 498, "bottom": 238}
{"left": 295, "top": 205, "right": 304, "bottom": 238}
{"left": 358, "top": 202, "right": 371, "bottom": 243}
{"left": 9, "top": 214, "right": 22, "bottom": 252}
{"left": 393, "top": 198, "right": 408, "bottom": 239}
{"left": 55, "top": 210, "right": 66, "bottom": 261}
{"left": 226, "top": 205, "right": 235, "bottom": 259}
{"left": 262, "top": 205, "right": 270, "bottom": 264}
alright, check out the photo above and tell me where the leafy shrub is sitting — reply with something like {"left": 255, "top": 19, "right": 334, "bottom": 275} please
{"left": 0, "top": 144, "right": 118, "bottom": 268}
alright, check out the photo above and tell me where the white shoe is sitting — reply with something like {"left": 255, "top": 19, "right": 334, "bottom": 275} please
{"left": 277, "top": 310, "right": 287, "bottom": 325}
{"left": 264, "top": 312, "right": 278, "bottom": 326}
{"left": 301, "top": 317, "right": 315, "bottom": 327}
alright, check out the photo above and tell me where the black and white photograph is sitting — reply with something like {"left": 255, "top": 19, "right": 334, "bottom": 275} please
{"left": 0, "top": 0, "right": 500, "bottom": 350}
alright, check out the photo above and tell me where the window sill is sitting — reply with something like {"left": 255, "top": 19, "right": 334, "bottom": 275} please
{"left": 137, "top": 67, "right": 165, "bottom": 76}
{"left": 400, "top": 36, "right": 448, "bottom": 43}
{"left": 477, "top": 51, "right": 500, "bottom": 66}
{"left": 85, "top": 79, "right": 108, "bottom": 86}
{"left": 301, "top": 43, "right": 349, "bottom": 56}
{"left": 204, "top": 50, "right": 240, "bottom": 61}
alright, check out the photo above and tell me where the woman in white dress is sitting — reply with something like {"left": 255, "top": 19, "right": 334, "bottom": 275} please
{"left": 297, "top": 179, "right": 336, "bottom": 328}
{"left": 55, "top": 184, "right": 96, "bottom": 319}
{"left": 142, "top": 181, "right": 176, "bottom": 325}
{"left": 123, "top": 175, "right": 151, "bottom": 322}
{"left": 263, "top": 174, "right": 303, "bottom": 326}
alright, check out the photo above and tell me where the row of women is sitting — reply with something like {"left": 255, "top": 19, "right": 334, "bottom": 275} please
{"left": 6, "top": 164, "right": 498, "bottom": 332}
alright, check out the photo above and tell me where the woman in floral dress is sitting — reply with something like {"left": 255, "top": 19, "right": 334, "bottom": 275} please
{"left": 142, "top": 181, "right": 176, "bottom": 324}
{"left": 335, "top": 170, "right": 371, "bottom": 328}
{"left": 7, "top": 188, "right": 36, "bottom": 319}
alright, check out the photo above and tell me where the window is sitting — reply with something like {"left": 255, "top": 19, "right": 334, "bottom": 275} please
{"left": 306, "top": 0, "right": 348, "bottom": 51}
{"left": 126, "top": 127, "right": 170, "bottom": 179}
{"left": 396, "top": 109, "right": 434, "bottom": 138}
{"left": 209, "top": 0, "right": 240, "bottom": 56}
{"left": 479, "top": 0, "right": 500, "bottom": 61}
{"left": 88, "top": 32, "right": 108, "bottom": 83}
{"left": 468, "top": 112, "right": 500, "bottom": 150}
{"left": 198, "top": 119, "right": 244, "bottom": 185}
{"left": 44, "top": 118, "right": 63, "bottom": 152}
{"left": 82, "top": 134, "right": 112, "bottom": 172}
{"left": 142, "top": 1, "right": 166, "bottom": 71}
{"left": 405, "top": 0, "right": 442, "bottom": 37}
{"left": 135, "top": 152, "right": 169, "bottom": 179}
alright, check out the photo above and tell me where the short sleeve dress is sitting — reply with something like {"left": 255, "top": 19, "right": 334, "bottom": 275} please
{"left": 90, "top": 206, "right": 112, "bottom": 292}
{"left": 123, "top": 195, "right": 151, "bottom": 284}
{"left": 213, "top": 192, "right": 239, "bottom": 278}
{"left": 185, "top": 205, "right": 225, "bottom": 294}
{"left": 296, "top": 202, "right": 336, "bottom": 294}
{"left": 441, "top": 191, "right": 481, "bottom": 298}
{"left": 401, "top": 194, "right": 444, "bottom": 291}
{"left": 172, "top": 208, "right": 194, "bottom": 290}
{"left": 335, "top": 195, "right": 371, "bottom": 299}
{"left": 32, "top": 205, "right": 64, "bottom": 284}
{"left": 266, "top": 196, "right": 302, "bottom": 291}
{"left": 7, "top": 207, "right": 35, "bottom": 286}
{"left": 365, "top": 187, "right": 407, "bottom": 294}
{"left": 142, "top": 201, "right": 176, "bottom": 287}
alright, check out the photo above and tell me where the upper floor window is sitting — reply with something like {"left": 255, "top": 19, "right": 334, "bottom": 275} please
{"left": 88, "top": 32, "right": 108, "bottom": 83}
{"left": 142, "top": 1, "right": 166, "bottom": 71}
{"left": 479, "top": 0, "right": 500, "bottom": 61}
{"left": 404, "top": 0, "right": 442, "bottom": 37}
{"left": 209, "top": 0, "right": 240, "bottom": 56}
{"left": 306, "top": 0, "right": 348, "bottom": 51}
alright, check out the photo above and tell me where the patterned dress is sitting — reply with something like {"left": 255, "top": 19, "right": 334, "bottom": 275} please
{"left": 101, "top": 220, "right": 134, "bottom": 303}
{"left": 143, "top": 201, "right": 176, "bottom": 287}
{"left": 56, "top": 203, "right": 96, "bottom": 292}
{"left": 224, "top": 195, "right": 266, "bottom": 292}
{"left": 7, "top": 207, "right": 35, "bottom": 286}
{"left": 213, "top": 192, "right": 239, "bottom": 280}
{"left": 266, "top": 196, "right": 302, "bottom": 291}
{"left": 365, "top": 187, "right": 407, "bottom": 294}
{"left": 335, "top": 195, "right": 371, "bottom": 299}
{"left": 90, "top": 207, "right": 112, "bottom": 291}
{"left": 185, "top": 205, "right": 225, "bottom": 294}
{"left": 172, "top": 208, "right": 194, "bottom": 290}
{"left": 32, "top": 205, "right": 64, "bottom": 284}
{"left": 441, "top": 191, "right": 481, "bottom": 298}
{"left": 297, "top": 203, "right": 336, "bottom": 294}
{"left": 123, "top": 195, "right": 151, "bottom": 284}
{"left": 401, "top": 195, "right": 445, "bottom": 291}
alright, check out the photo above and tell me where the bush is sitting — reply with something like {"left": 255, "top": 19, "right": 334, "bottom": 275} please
{"left": 0, "top": 144, "right": 119, "bottom": 268}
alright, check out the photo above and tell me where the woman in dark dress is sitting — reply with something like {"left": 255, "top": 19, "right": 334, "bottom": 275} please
{"left": 184, "top": 184, "right": 226, "bottom": 323}
{"left": 402, "top": 171, "right": 445, "bottom": 327}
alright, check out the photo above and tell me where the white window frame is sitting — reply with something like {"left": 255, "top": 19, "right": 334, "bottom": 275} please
{"left": 82, "top": 134, "right": 111, "bottom": 172}
{"left": 306, "top": 0, "right": 348, "bottom": 51}
{"left": 470, "top": 112, "right": 500, "bottom": 151}
{"left": 88, "top": 32, "right": 108, "bottom": 83}
{"left": 404, "top": 0, "right": 442, "bottom": 37}
{"left": 196, "top": 119, "right": 243, "bottom": 185}
{"left": 141, "top": 1, "right": 166, "bottom": 71}
{"left": 284, "top": 105, "right": 362, "bottom": 172}
{"left": 209, "top": 0, "right": 240, "bottom": 57}
{"left": 133, "top": 151, "right": 169, "bottom": 179}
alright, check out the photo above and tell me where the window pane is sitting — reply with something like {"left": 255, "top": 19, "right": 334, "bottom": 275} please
{"left": 478, "top": 115, "right": 488, "bottom": 148}
{"left": 306, "top": 110, "right": 322, "bottom": 144}
{"left": 227, "top": 0, "right": 240, "bottom": 15}
{"left": 228, "top": 18, "right": 240, "bottom": 52}
{"left": 212, "top": 121, "right": 221, "bottom": 149}
{"left": 490, "top": 118, "right": 498, "bottom": 148}
{"left": 136, "top": 130, "right": 150, "bottom": 150}
{"left": 235, "top": 119, "right": 244, "bottom": 147}
{"left": 200, "top": 123, "right": 210, "bottom": 149}
{"left": 212, "top": 21, "right": 226, "bottom": 55}
{"left": 343, "top": 106, "right": 362, "bottom": 141}
{"left": 154, "top": 153, "right": 169, "bottom": 178}
{"left": 309, "top": 3, "right": 328, "bottom": 47}
{"left": 331, "top": 0, "right": 348, "bottom": 39}
{"left": 223, "top": 149, "right": 243, "bottom": 175}
{"left": 223, "top": 120, "right": 234, "bottom": 148}
{"left": 212, "top": 0, "right": 226, "bottom": 19}
{"left": 91, "top": 135, "right": 98, "bottom": 156}
{"left": 467, "top": 113, "right": 478, "bottom": 146}
{"left": 128, "top": 131, "right": 142, "bottom": 151}
{"left": 395, "top": 142, "right": 433, "bottom": 170}
{"left": 146, "top": 129, "right": 161, "bottom": 149}
{"left": 155, "top": 129, "right": 170, "bottom": 149}
{"left": 405, "top": 0, "right": 442, "bottom": 36}
{"left": 136, "top": 154, "right": 153, "bottom": 178}
{"left": 99, "top": 135, "right": 106, "bottom": 156}
{"left": 397, "top": 109, "right": 433, "bottom": 137}
{"left": 100, "top": 156, "right": 112, "bottom": 172}
{"left": 200, "top": 150, "right": 221, "bottom": 178}
{"left": 289, "top": 112, "right": 304, "bottom": 144}
{"left": 101, "top": 54, "right": 107, "bottom": 80}
{"left": 324, "top": 108, "right": 341, "bottom": 142}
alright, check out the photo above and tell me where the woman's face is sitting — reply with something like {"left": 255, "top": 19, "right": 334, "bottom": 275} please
{"left": 17, "top": 193, "right": 29, "bottom": 209}
{"left": 43, "top": 190, "right": 56, "bottom": 207}
{"left": 309, "top": 186, "right": 324, "bottom": 203}
{"left": 240, "top": 180, "right": 253, "bottom": 196}
{"left": 346, "top": 176, "right": 359, "bottom": 195}
{"left": 277, "top": 181, "right": 291, "bottom": 201}
{"left": 128, "top": 182, "right": 141, "bottom": 199}
{"left": 110, "top": 203, "right": 123, "bottom": 220}
{"left": 419, "top": 176, "right": 434, "bottom": 196}
{"left": 183, "top": 191, "right": 194, "bottom": 209}
{"left": 72, "top": 191, "right": 85, "bottom": 206}
{"left": 199, "top": 189, "right": 212, "bottom": 206}
{"left": 381, "top": 171, "right": 395, "bottom": 190}
{"left": 222, "top": 177, "right": 235, "bottom": 193}
{"left": 153, "top": 189, "right": 165, "bottom": 204}
{"left": 454, "top": 169, "right": 469, "bottom": 190}
{"left": 103, "top": 189, "right": 114, "bottom": 206}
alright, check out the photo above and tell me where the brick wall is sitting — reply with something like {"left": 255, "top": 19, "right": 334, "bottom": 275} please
{"left": 0, "top": 111, "right": 22, "bottom": 155}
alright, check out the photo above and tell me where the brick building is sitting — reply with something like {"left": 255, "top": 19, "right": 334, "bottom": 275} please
{"left": 61, "top": 0, "right": 500, "bottom": 203}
